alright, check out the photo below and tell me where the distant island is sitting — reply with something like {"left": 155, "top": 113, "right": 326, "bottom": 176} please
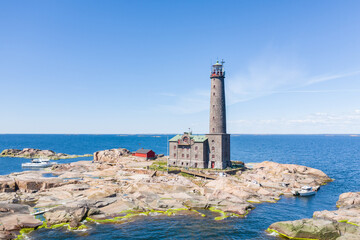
{"left": 0, "top": 148, "right": 92, "bottom": 160}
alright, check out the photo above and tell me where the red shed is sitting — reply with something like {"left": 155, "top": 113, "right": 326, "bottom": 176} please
{"left": 133, "top": 149, "right": 155, "bottom": 160}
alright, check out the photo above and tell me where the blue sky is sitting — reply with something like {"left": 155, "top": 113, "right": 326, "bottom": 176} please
{"left": 1, "top": 0, "right": 360, "bottom": 134}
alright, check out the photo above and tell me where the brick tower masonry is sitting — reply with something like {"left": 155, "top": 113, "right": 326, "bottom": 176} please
{"left": 206, "top": 60, "right": 232, "bottom": 169}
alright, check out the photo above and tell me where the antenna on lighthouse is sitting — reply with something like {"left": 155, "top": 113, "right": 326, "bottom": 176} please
{"left": 221, "top": 59, "right": 225, "bottom": 65}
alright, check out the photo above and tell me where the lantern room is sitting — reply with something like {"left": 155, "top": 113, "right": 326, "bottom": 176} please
{"left": 210, "top": 60, "right": 225, "bottom": 78}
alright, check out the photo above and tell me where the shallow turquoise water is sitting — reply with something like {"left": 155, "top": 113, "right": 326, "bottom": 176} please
{"left": 0, "top": 134, "right": 359, "bottom": 239}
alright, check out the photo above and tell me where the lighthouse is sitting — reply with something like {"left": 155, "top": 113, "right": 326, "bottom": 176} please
{"left": 209, "top": 60, "right": 227, "bottom": 134}
{"left": 168, "top": 60, "right": 231, "bottom": 169}
{"left": 206, "top": 60, "right": 231, "bottom": 169}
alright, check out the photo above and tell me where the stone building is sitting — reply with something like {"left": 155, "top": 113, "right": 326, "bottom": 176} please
{"left": 168, "top": 60, "right": 232, "bottom": 169}
{"left": 168, "top": 132, "right": 208, "bottom": 168}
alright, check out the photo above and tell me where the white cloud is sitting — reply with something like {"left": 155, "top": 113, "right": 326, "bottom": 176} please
{"left": 286, "top": 111, "right": 360, "bottom": 126}
{"left": 305, "top": 71, "right": 360, "bottom": 86}
{"left": 226, "top": 52, "right": 305, "bottom": 104}
{"left": 226, "top": 53, "right": 360, "bottom": 104}
{"left": 159, "top": 51, "right": 360, "bottom": 116}
{"left": 229, "top": 109, "right": 360, "bottom": 134}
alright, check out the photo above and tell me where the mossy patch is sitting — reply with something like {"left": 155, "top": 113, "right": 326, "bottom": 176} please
{"left": 190, "top": 209, "right": 206, "bottom": 217}
{"left": 68, "top": 224, "right": 88, "bottom": 231}
{"left": 86, "top": 208, "right": 205, "bottom": 224}
{"left": 338, "top": 219, "right": 359, "bottom": 226}
{"left": 149, "top": 161, "right": 168, "bottom": 171}
{"left": 179, "top": 172, "right": 195, "bottom": 179}
{"left": 208, "top": 207, "right": 249, "bottom": 221}
{"left": 16, "top": 220, "right": 88, "bottom": 239}
{"left": 51, "top": 222, "right": 69, "bottom": 229}
{"left": 208, "top": 207, "right": 228, "bottom": 220}
{"left": 16, "top": 228, "right": 35, "bottom": 240}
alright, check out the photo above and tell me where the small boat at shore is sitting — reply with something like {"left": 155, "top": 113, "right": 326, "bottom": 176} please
{"left": 21, "top": 158, "right": 54, "bottom": 168}
{"left": 292, "top": 186, "right": 316, "bottom": 196}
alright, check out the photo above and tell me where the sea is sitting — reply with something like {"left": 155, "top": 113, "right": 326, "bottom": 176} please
{"left": 0, "top": 134, "right": 359, "bottom": 239}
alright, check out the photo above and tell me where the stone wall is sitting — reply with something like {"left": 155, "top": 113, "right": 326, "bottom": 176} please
{"left": 206, "top": 134, "right": 231, "bottom": 169}
{"left": 209, "top": 76, "right": 226, "bottom": 134}
{"left": 168, "top": 141, "right": 208, "bottom": 168}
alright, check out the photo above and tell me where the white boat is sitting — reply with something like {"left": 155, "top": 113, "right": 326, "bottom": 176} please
{"left": 298, "top": 186, "right": 316, "bottom": 196}
{"left": 21, "top": 158, "right": 54, "bottom": 168}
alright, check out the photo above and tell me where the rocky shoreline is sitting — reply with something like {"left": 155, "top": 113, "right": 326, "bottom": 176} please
{"left": 0, "top": 148, "right": 333, "bottom": 239}
{"left": 267, "top": 192, "right": 360, "bottom": 240}
{"left": 0, "top": 148, "right": 92, "bottom": 160}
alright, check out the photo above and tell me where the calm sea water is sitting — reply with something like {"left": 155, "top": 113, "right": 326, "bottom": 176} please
{"left": 0, "top": 134, "right": 359, "bottom": 239}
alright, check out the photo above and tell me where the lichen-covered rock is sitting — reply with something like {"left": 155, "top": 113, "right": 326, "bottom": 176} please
{"left": 337, "top": 192, "right": 360, "bottom": 208}
{"left": 14, "top": 175, "right": 63, "bottom": 193}
{"left": 0, "top": 203, "right": 42, "bottom": 238}
{"left": 268, "top": 192, "right": 360, "bottom": 239}
{"left": 0, "top": 149, "right": 21, "bottom": 157}
{"left": 44, "top": 205, "right": 89, "bottom": 227}
{"left": 0, "top": 203, "right": 30, "bottom": 216}
{"left": 93, "top": 148, "right": 131, "bottom": 164}
{"left": 269, "top": 218, "right": 341, "bottom": 240}
{"left": 313, "top": 208, "right": 360, "bottom": 227}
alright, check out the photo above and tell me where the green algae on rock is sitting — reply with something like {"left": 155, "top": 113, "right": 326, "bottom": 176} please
{"left": 268, "top": 219, "right": 341, "bottom": 240}
{"left": 266, "top": 227, "right": 319, "bottom": 240}
{"left": 267, "top": 192, "right": 360, "bottom": 240}
{"left": 16, "top": 228, "right": 35, "bottom": 240}
{"left": 86, "top": 208, "right": 205, "bottom": 224}
{"left": 208, "top": 207, "right": 248, "bottom": 221}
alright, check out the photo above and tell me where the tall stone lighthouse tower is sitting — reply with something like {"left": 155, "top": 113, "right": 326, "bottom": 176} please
{"left": 206, "top": 60, "right": 231, "bottom": 169}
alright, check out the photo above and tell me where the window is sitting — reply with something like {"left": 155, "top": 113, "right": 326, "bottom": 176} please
{"left": 213, "top": 105, "right": 215, "bottom": 108}
{"left": 213, "top": 85, "right": 216, "bottom": 88}
{"left": 212, "top": 140, "right": 215, "bottom": 143}
{"left": 195, "top": 163, "right": 198, "bottom": 168}
{"left": 195, "top": 146, "right": 198, "bottom": 150}
{"left": 174, "top": 146, "right": 176, "bottom": 150}
{"left": 212, "top": 154, "right": 215, "bottom": 158}
{"left": 195, "top": 154, "right": 198, "bottom": 159}
{"left": 181, "top": 162, "right": 184, "bottom": 165}
{"left": 174, "top": 153, "right": 176, "bottom": 157}
{"left": 212, "top": 128, "right": 215, "bottom": 132}
{"left": 182, "top": 154, "right": 184, "bottom": 158}
{"left": 186, "top": 154, "right": 189, "bottom": 158}
{"left": 213, "top": 116, "right": 215, "bottom": 120}
{"left": 186, "top": 163, "right": 188, "bottom": 166}
{"left": 212, "top": 146, "right": 215, "bottom": 151}
{"left": 213, "top": 92, "right": 215, "bottom": 96}
{"left": 173, "top": 161, "right": 175, "bottom": 164}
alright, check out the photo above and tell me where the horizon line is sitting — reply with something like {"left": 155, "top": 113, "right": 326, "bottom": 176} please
{"left": 0, "top": 133, "right": 359, "bottom": 136}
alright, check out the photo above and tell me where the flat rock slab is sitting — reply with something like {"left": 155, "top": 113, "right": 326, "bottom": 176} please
{"left": 0, "top": 204, "right": 30, "bottom": 216}
{"left": 0, "top": 214, "right": 42, "bottom": 231}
